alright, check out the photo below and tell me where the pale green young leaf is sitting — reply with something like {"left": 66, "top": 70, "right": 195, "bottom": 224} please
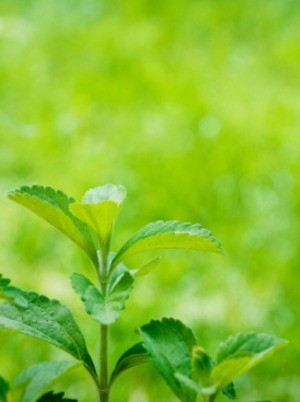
{"left": 211, "top": 332, "right": 288, "bottom": 391}
{"left": 140, "top": 318, "right": 197, "bottom": 402}
{"left": 191, "top": 346, "right": 236, "bottom": 400}
{"left": 7, "top": 186, "right": 97, "bottom": 264}
{"left": 191, "top": 346, "right": 213, "bottom": 386}
{"left": 15, "top": 361, "right": 78, "bottom": 402}
{"left": 71, "top": 270, "right": 133, "bottom": 325}
{"left": 37, "top": 391, "right": 77, "bottom": 401}
{"left": 70, "top": 184, "right": 126, "bottom": 252}
{"left": 0, "top": 281, "right": 96, "bottom": 377}
{"left": 132, "top": 257, "right": 161, "bottom": 277}
{"left": 113, "top": 221, "right": 223, "bottom": 266}
{"left": 0, "top": 377, "right": 9, "bottom": 402}
{"left": 110, "top": 342, "right": 149, "bottom": 385}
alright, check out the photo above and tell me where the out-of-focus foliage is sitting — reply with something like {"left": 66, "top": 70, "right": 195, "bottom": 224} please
{"left": 0, "top": 0, "right": 299, "bottom": 401}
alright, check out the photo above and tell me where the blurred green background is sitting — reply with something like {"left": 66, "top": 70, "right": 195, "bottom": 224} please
{"left": 0, "top": 0, "right": 299, "bottom": 401}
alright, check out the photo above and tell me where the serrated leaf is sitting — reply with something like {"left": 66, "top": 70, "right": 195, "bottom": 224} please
{"left": 15, "top": 361, "right": 78, "bottom": 402}
{"left": 0, "top": 280, "right": 96, "bottom": 377}
{"left": 140, "top": 318, "right": 198, "bottom": 402}
{"left": 7, "top": 186, "right": 97, "bottom": 264}
{"left": 211, "top": 332, "right": 288, "bottom": 391}
{"left": 71, "top": 270, "right": 133, "bottom": 325}
{"left": 70, "top": 184, "right": 126, "bottom": 252}
{"left": 0, "top": 377, "right": 9, "bottom": 402}
{"left": 110, "top": 342, "right": 149, "bottom": 385}
{"left": 37, "top": 391, "right": 77, "bottom": 402}
{"left": 113, "top": 220, "right": 223, "bottom": 266}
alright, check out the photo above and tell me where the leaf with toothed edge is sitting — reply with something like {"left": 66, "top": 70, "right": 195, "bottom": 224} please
{"left": 177, "top": 332, "right": 287, "bottom": 400}
{"left": 0, "top": 277, "right": 96, "bottom": 377}
{"left": 210, "top": 332, "right": 288, "bottom": 392}
{"left": 113, "top": 220, "right": 223, "bottom": 267}
{"left": 15, "top": 361, "right": 78, "bottom": 402}
{"left": 7, "top": 186, "right": 97, "bottom": 264}
{"left": 140, "top": 318, "right": 198, "bottom": 402}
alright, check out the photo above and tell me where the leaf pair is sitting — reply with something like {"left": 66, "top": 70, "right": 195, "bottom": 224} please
{"left": 135, "top": 318, "right": 288, "bottom": 402}
{"left": 7, "top": 185, "right": 127, "bottom": 268}
{"left": 7, "top": 185, "right": 223, "bottom": 277}
{"left": 71, "top": 263, "right": 133, "bottom": 325}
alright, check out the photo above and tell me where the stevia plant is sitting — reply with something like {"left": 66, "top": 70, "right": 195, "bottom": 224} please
{"left": 0, "top": 184, "right": 287, "bottom": 402}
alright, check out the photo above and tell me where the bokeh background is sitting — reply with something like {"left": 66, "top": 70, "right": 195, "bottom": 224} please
{"left": 0, "top": 0, "right": 299, "bottom": 401}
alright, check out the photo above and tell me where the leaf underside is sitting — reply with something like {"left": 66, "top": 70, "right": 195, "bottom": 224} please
{"left": 110, "top": 342, "right": 149, "bottom": 385}
{"left": 0, "top": 277, "right": 96, "bottom": 376}
{"left": 70, "top": 184, "right": 126, "bottom": 251}
{"left": 15, "top": 361, "right": 77, "bottom": 402}
{"left": 7, "top": 186, "right": 97, "bottom": 264}
{"left": 140, "top": 318, "right": 198, "bottom": 402}
{"left": 133, "top": 257, "right": 161, "bottom": 277}
{"left": 113, "top": 220, "right": 223, "bottom": 266}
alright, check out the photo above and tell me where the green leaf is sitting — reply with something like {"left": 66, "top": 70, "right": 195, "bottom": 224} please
{"left": 110, "top": 342, "right": 149, "bottom": 385}
{"left": 0, "top": 274, "right": 28, "bottom": 306}
{"left": 15, "top": 361, "right": 78, "bottom": 402}
{"left": 70, "top": 184, "right": 126, "bottom": 252}
{"left": 113, "top": 220, "right": 223, "bottom": 266}
{"left": 178, "top": 348, "right": 236, "bottom": 400}
{"left": 0, "top": 377, "right": 9, "bottom": 402}
{"left": 37, "top": 391, "right": 77, "bottom": 402}
{"left": 222, "top": 382, "right": 236, "bottom": 400}
{"left": 211, "top": 332, "right": 288, "bottom": 391}
{"left": 0, "top": 280, "right": 96, "bottom": 377}
{"left": 71, "top": 269, "right": 133, "bottom": 325}
{"left": 191, "top": 346, "right": 213, "bottom": 386}
{"left": 7, "top": 185, "right": 97, "bottom": 264}
{"left": 132, "top": 257, "right": 161, "bottom": 277}
{"left": 140, "top": 318, "right": 198, "bottom": 402}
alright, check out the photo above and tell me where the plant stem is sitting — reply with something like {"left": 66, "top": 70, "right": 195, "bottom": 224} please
{"left": 98, "top": 248, "right": 109, "bottom": 402}
{"left": 99, "top": 323, "right": 109, "bottom": 402}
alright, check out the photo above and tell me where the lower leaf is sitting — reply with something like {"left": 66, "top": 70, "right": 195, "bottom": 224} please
{"left": 14, "top": 361, "right": 78, "bottom": 402}
{"left": 0, "top": 276, "right": 96, "bottom": 377}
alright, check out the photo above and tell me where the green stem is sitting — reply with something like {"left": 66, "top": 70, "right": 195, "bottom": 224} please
{"left": 99, "top": 324, "right": 109, "bottom": 402}
{"left": 202, "top": 394, "right": 216, "bottom": 402}
{"left": 98, "top": 248, "right": 109, "bottom": 402}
